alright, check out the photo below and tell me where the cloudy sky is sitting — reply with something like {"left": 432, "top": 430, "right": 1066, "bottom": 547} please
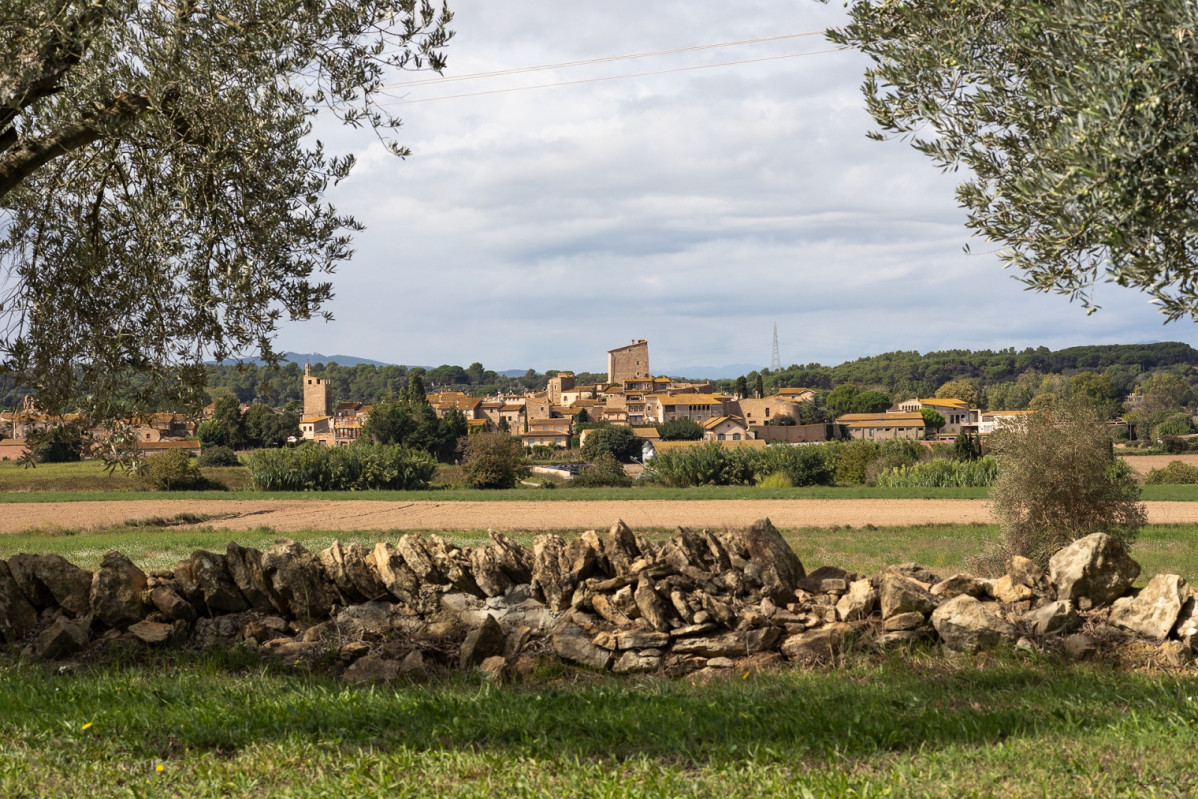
{"left": 279, "top": 1, "right": 1198, "bottom": 376}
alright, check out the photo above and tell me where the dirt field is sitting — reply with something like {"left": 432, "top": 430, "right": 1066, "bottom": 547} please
{"left": 1119, "top": 452, "right": 1198, "bottom": 476}
{"left": 4, "top": 497, "right": 1198, "bottom": 534}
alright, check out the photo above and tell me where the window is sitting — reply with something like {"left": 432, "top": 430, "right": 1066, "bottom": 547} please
{"left": 765, "top": 407, "right": 771, "bottom": 417}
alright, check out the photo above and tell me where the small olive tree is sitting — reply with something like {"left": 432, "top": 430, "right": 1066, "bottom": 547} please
{"left": 988, "top": 399, "right": 1145, "bottom": 567}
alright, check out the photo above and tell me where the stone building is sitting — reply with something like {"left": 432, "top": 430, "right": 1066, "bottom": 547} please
{"left": 608, "top": 339, "right": 649, "bottom": 384}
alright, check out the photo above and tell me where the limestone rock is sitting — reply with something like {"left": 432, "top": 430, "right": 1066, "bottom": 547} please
{"left": 6, "top": 554, "right": 55, "bottom": 608}
{"left": 672, "top": 632, "right": 748, "bottom": 658}
{"left": 552, "top": 622, "right": 611, "bottom": 671}
{"left": 603, "top": 521, "right": 642, "bottom": 576}
{"left": 343, "top": 652, "right": 401, "bottom": 683}
{"left": 780, "top": 623, "right": 851, "bottom": 664}
{"left": 742, "top": 519, "right": 805, "bottom": 604}
{"left": 225, "top": 543, "right": 279, "bottom": 613}
{"left": 991, "top": 575, "right": 1034, "bottom": 605}
{"left": 336, "top": 601, "right": 404, "bottom": 641}
{"left": 531, "top": 534, "right": 574, "bottom": 611}
{"left": 31, "top": 555, "right": 92, "bottom": 617}
{"left": 612, "top": 650, "right": 661, "bottom": 674}
{"left": 0, "top": 560, "right": 38, "bottom": 642}
{"left": 1174, "top": 598, "right": 1198, "bottom": 650}
{"left": 487, "top": 530, "right": 534, "bottom": 585}
{"left": 1023, "top": 600, "right": 1081, "bottom": 637}
{"left": 879, "top": 573, "right": 938, "bottom": 620}
{"left": 930, "top": 595, "right": 1018, "bottom": 653}
{"left": 190, "top": 550, "right": 250, "bottom": 614}
{"left": 634, "top": 576, "right": 673, "bottom": 632}
{"left": 460, "top": 614, "right": 506, "bottom": 669}
{"left": 370, "top": 542, "right": 422, "bottom": 604}
{"left": 1109, "top": 574, "right": 1188, "bottom": 640}
{"left": 150, "top": 585, "right": 197, "bottom": 623}
{"left": 261, "top": 539, "right": 339, "bottom": 622}
{"left": 883, "top": 611, "right": 926, "bottom": 632}
{"left": 1006, "top": 555, "right": 1050, "bottom": 594}
{"left": 90, "top": 550, "right": 149, "bottom": 629}
{"left": 128, "top": 620, "right": 175, "bottom": 644}
{"left": 396, "top": 534, "right": 445, "bottom": 585}
{"left": 836, "top": 579, "right": 877, "bottom": 622}
{"left": 930, "top": 574, "right": 992, "bottom": 601}
{"left": 427, "top": 536, "right": 483, "bottom": 596}
{"left": 1048, "top": 533, "right": 1141, "bottom": 607}
{"left": 659, "top": 528, "right": 711, "bottom": 574}
{"left": 320, "top": 541, "right": 388, "bottom": 603}
{"left": 616, "top": 630, "right": 671, "bottom": 650}
{"left": 33, "top": 615, "right": 91, "bottom": 659}
{"left": 1062, "top": 633, "right": 1097, "bottom": 661}
{"left": 191, "top": 612, "right": 259, "bottom": 649}
{"left": 469, "top": 546, "right": 515, "bottom": 598}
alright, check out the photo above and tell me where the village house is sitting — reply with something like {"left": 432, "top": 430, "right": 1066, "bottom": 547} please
{"left": 896, "top": 398, "right": 979, "bottom": 436}
{"left": 522, "top": 417, "right": 573, "bottom": 448}
{"left": 978, "top": 409, "right": 1034, "bottom": 435}
{"left": 701, "top": 415, "right": 753, "bottom": 441}
{"left": 837, "top": 411, "right": 927, "bottom": 440}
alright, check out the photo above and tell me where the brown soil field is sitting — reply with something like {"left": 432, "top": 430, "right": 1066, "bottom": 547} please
{"left": 1119, "top": 452, "right": 1198, "bottom": 476}
{"left": 4, "top": 497, "right": 1198, "bottom": 534}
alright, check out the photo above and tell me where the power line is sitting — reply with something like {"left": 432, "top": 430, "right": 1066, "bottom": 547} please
{"left": 383, "top": 31, "right": 830, "bottom": 89}
{"left": 377, "top": 48, "right": 850, "bottom": 106}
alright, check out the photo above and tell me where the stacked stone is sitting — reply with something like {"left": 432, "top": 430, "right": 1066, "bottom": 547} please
{"left": 2, "top": 523, "right": 1198, "bottom": 677}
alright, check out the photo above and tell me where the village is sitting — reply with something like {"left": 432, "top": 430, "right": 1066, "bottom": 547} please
{"left": 0, "top": 337, "right": 1040, "bottom": 464}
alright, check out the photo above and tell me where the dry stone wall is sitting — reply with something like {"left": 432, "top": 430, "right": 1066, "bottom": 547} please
{"left": 1, "top": 521, "right": 1196, "bottom": 679}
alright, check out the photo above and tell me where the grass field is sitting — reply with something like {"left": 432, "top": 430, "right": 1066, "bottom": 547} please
{"left": 1, "top": 648, "right": 1196, "bottom": 797}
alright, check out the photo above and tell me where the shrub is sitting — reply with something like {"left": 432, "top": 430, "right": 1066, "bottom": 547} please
{"left": 647, "top": 442, "right": 759, "bottom": 487}
{"left": 989, "top": 400, "right": 1146, "bottom": 566}
{"left": 570, "top": 452, "right": 633, "bottom": 488}
{"left": 581, "top": 425, "right": 642, "bottom": 462}
{"left": 138, "top": 450, "right": 220, "bottom": 491}
{"left": 1144, "top": 460, "right": 1198, "bottom": 485}
{"left": 461, "top": 432, "right": 528, "bottom": 489}
{"left": 759, "top": 445, "right": 832, "bottom": 487}
{"left": 656, "top": 418, "right": 704, "bottom": 441}
{"left": 246, "top": 444, "right": 437, "bottom": 491}
{"left": 829, "top": 440, "right": 880, "bottom": 486}
{"left": 197, "top": 445, "right": 241, "bottom": 467}
{"left": 757, "top": 472, "right": 793, "bottom": 488}
{"left": 23, "top": 424, "right": 84, "bottom": 464}
{"left": 875, "top": 455, "right": 998, "bottom": 488}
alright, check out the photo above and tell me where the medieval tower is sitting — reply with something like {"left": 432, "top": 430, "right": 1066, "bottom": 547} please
{"left": 303, "top": 364, "right": 332, "bottom": 419}
{"left": 607, "top": 339, "right": 650, "bottom": 384}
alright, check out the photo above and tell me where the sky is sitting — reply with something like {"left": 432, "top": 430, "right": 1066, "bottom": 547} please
{"left": 278, "top": 1, "right": 1198, "bottom": 377}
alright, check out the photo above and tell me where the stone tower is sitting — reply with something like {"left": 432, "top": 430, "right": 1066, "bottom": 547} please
{"left": 607, "top": 339, "right": 650, "bottom": 385}
{"left": 303, "top": 364, "right": 331, "bottom": 419}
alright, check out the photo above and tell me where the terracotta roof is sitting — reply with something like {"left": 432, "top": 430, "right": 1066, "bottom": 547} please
{"left": 838, "top": 412, "right": 925, "bottom": 424}
{"left": 652, "top": 439, "right": 766, "bottom": 452}
{"left": 701, "top": 415, "right": 747, "bottom": 430}
{"left": 137, "top": 440, "right": 202, "bottom": 450}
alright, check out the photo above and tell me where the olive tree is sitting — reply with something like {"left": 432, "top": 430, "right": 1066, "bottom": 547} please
{"left": 1, "top": 0, "right": 452, "bottom": 417}
{"left": 832, "top": 0, "right": 1198, "bottom": 321}
{"left": 988, "top": 400, "right": 1146, "bottom": 567}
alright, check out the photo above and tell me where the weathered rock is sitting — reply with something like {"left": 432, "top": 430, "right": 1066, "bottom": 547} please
{"left": 1048, "top": 533, "right": 1141, "bottom": 607}
{"left": 343, "top": 652, "right": 401, "bottom": 683}
{"left": 1023, "top": 600, "right": 1081, "bottom": 637}
{"left": 634, "top": 576, "right": 674, "bottom": 632}
{"left": 552, "top": 622, "right": 612, "bottom": 671}
{"left": 879, "top": 573, "right": 938, "bottom": 620}
{"left": 876, "top": 629, "right": 931, "bottom": 648}
{"left": 427, "top": 536, "right": 483, "bottom": 596}
{"left": 460, "top": 614, "right": 506, "bottom": 669}
{"left": 33, "top": 615, "right": 91, "bottom": 659}
{"left": 930, "top": 573, "right": 992, "bottom": 601}
{"left": 396, "top": 534, "right": 444, "bottom": 584}
{"left": 29, "top": 555, "right": 92, "bottom": 617}
{"left": 370, "top": 543, "right": 421, "bottom": 604}
{"left": 1159, "top": 640, "right": 1193, "bottom": 668}
{"left": 603, "top": 521, "right": 642, "bottom": 576}
{"left": 261, "top": 539, "right": 339, "bottom": 622}
{"left": 591, "top": 594, "right": 633, "bottom": 626}
{"left": 90, "top": 550, "right": 149, "bottom": 629}
{"left": 883, "top": 611, "right": 926, "bottom": 632}
{"left": 504, "top": 625, "right": 532, "bottom": 658}
{"left": 884, "top": 563, "right": 940, "bottom": 586}
{"left": 0, "top": 560, "right": 39, "bottom": 642}
{"left": 469, "top": 546, "right": 515, "bottom": 598}
{"left": 336, "top": 601, "right": 404, "bottom": 641}
{"left": 7, "top": 554, "right": 55, "bottom": 608}
{"left": 673, "top": 632, "right": 749, "bottom": 658}
{"left": 190, "top": 550, "right": 250, "bottom": 614}
{"left": 128, "top": 620, "right": 175, "bottom": 644}
{"left": 171, "top": 560, "right": 203, "bottom": 605}
{"left": 991, "top": 575, "right": 1035, "bottom": 605}
{"left": 399, "top": 649, "right": 427, "bottom": 676}
{"left": 746, "top": 626, "right": 784, "bottom": 654}
{"left": 836, "top": 579, "right": 877, "bottom": 622}
{"left": 1006, "top": 555, "right": 1050, "bottom": 594}
{"left": 742, "top": 519, "right": 805, "bottom": 604}
{"left": 930, "top": 595, "right": 1018, "bottom": 652}
{"left": 150, "top": 585, "right": 197, "bottom": 623}
{"left": 487, "top": 530, "right": 534, "bottom": 584}
{"left": 1174, "top": 598, "right": 1198, "bottom": 650}
{"left": 797, "top": 566, "right": 852, "bottom": 595}
{"left": 659, "top": 528, "right": 711, "bottom": 573}
{"left": 614, "top": 630, "right": 671, "bottom": 649}
{"left": 780, "top": 623, "right": 851, "bottom": 664}
{"left": 320, "top": 541, "right": 388, "bottom": 603}
{"left": 612, "top": 650, "right": 661, "bottom": 674}
{"left": 225, "top": 543, "right": 279, "bottom": 613}
{"left": 1109, "top": 574, "right": 1188, "bottom": 640}
{"left": 531, "top": 534, "right": 572, "bottom": 611}
{"left": 191, "top": 612, "right": 259, "bottom": 649}
{"left": 479, "top": 655, "right": 508, "bottom": 680}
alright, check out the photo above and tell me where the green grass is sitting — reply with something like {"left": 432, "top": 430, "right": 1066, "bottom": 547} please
{"left": 5, "top": 522, "right": 1197, "bottom": 583}
{"left": 0, "top": 651, "right": 1196, "bottom": 797}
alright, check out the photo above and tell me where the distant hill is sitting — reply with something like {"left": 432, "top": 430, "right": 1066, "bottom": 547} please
{"left": 211, "top": 351, "right": 396, "bottom": 368}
